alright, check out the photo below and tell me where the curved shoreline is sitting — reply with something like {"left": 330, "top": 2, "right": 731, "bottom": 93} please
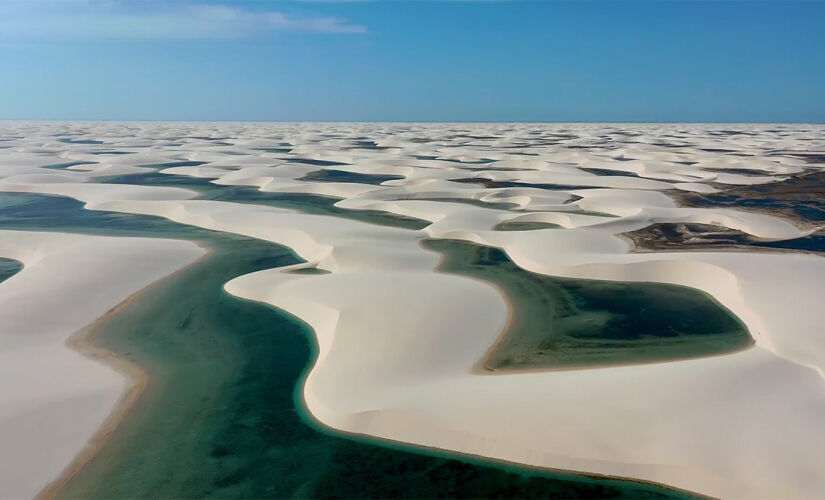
{"left": 8, "top": 186, "right": 804, "bottom": 498}
{"left": 7, "top": 194, "right": 694, "bottom": 497}
{"left": 295, "top": 396, "right": 711, "bottom": 500}
{"left": 33, "top": 231, "right": 691, "bottom": 498}
{"left": 2, "top": 122, "right": 824, "bottom": 498}
{"left": 282, "top": 311, "right": 713, "bottom": 500}
{"left": 41, "top": 254, "right": 704, "bottom": 499}
{"left": 39, "top": 243, "right": 214, "bottom": 499}
{"left": 418, "top": 238, "right": 753, "bottom": 375}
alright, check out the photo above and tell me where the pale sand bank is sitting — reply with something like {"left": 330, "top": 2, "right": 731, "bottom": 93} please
{"left": 0, "top": 231, "right": 204, "bottom": 498}
{"left": 1, "top": 122, "right": 825, "bottom": 498}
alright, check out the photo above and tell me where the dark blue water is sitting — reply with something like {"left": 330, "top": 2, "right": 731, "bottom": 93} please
{"left": 0, "top": 257, "right": 22, "bottom": 285}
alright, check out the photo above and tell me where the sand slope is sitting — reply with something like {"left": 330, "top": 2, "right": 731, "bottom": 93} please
{"left": 0, "top": 231, "right": 204, "bottom": 498}
{"left": 1, "top": 122, "right": 824, "bottom": 498}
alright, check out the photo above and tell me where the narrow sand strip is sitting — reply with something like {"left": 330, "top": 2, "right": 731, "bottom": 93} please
{"left": 0, "top": 231, "right": 204, "bottom": 498}
{"left": 2, "top": 122, "right": 825, "bottom": 498}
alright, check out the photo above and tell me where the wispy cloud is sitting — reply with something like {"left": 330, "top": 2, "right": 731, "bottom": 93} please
{"left": 0, "top": 0, "right": 367, "bottom": 40}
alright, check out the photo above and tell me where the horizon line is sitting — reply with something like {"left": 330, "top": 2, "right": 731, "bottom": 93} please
{"left": 2, "top": 119, "right": 824, "bottom": 125}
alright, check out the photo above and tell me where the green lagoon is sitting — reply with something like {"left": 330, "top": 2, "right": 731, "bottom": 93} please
{"left": 0, "top": 192, "right": 690, "bottom": 498}
{"left": 100, "top": 171, "right": 430, "bottom": 230}
{"left": 0, "top": 257, "right": 22, "bottom": 284}
{"left": 424, "top": 239, "right": 752, "bottom": 371}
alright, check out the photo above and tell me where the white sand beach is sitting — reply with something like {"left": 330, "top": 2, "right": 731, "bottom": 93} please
{"left": 1, "top": 122, "right": 824, "bottom": 498}
{"left": 0, "top": 231, "right": 204, "bottom": 498}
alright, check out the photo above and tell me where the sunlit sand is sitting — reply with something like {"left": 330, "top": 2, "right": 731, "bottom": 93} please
{"left": 1, "top": 122, "right": 824, "bottom": 498}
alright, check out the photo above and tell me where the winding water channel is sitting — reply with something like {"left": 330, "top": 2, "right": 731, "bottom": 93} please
{"left": 0, "top": 191, "right": 691, "bottom": 498}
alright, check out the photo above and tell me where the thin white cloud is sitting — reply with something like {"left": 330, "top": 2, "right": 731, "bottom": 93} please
{"left": 0, "top": 0, "right": 366, "bottom": 40}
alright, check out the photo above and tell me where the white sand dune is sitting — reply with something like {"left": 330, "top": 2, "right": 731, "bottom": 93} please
{"left": 1, "top": 122, "right": 825, "bottom": 498}
{"left": 0, "top": 231, "right": 204, "bottom": 498}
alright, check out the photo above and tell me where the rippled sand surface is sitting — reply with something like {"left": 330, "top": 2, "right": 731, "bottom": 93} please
{"left": 1, "top": 122, "right": 824, "bottom": 498}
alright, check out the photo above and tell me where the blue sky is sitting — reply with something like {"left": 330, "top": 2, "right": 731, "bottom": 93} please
{"left": 1, "top": 0, "right": 823, "bottom": 122}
